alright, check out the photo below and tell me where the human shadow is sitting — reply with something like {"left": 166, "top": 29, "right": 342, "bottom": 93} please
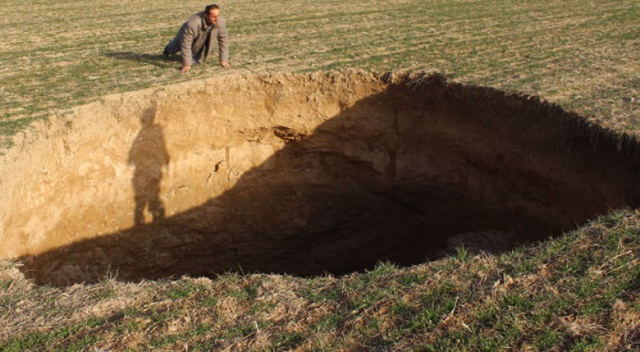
{"left": 128, "top": 107, "right": 170, "bottom": 225}
{"left": 104, "top": 51, "right": 178, "bottom": 68}
{"left": 16, "top": 75, "right": 640, "bottom": 286}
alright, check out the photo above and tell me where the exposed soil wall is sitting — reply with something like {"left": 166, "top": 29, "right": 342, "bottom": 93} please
{"left": 2, "top": 71, "right": 639, "bottom": 286}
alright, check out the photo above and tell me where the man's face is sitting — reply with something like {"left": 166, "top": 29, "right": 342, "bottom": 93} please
{"left": 205, "top": 9, "right": 221, "bottom": 25}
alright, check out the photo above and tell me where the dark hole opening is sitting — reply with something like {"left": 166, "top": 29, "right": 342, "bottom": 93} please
{"left": 19, "top": 73, "right": 640, "bottom": 286}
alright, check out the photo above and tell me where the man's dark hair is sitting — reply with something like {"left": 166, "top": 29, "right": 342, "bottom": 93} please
{"left": 205, "top": 4, "right": 220, "bottom": 14}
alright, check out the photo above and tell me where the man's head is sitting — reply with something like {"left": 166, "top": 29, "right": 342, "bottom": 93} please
{"left": 204, "top": 4, "right": 221, "bottom": 25}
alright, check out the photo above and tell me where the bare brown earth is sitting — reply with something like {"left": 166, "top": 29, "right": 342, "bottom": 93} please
{"left": 1, "top": 71, "right": 639, "bottom": 286}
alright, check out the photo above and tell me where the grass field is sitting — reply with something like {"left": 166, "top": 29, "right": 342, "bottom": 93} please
{"left": 1, "top": 0, "right": 640, "bottom": 350}
{"left": 1, "top": 0, "right": 639, "bottom": 141}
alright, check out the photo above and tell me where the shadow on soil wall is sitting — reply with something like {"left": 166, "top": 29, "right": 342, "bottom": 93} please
{"left": 17, "top": 73, "right": 640, "bottom": 286}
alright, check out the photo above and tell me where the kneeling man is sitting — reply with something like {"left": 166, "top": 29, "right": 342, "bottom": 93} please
{"left": 163, "top": 4, "right": 230, "bottom": 73}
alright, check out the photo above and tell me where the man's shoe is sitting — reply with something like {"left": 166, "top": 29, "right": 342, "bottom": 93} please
{"left": 162, "top": 48, "right": 170, "bottom": 59}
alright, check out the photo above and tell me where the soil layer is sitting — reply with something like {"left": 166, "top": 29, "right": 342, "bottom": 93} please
{"left": 2, "top": 71, "right": 639, "bottom": 286}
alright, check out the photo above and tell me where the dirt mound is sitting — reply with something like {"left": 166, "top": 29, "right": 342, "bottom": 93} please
{"left": 2, "top": 71, "right": 639, "bottom": 286}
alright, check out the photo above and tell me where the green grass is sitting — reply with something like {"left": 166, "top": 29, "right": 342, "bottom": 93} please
{"left": 1, "top": 318, "right": 103, "bottom": 352}
{"left": 1, "top": 0, "right": 639, "bottom": 147}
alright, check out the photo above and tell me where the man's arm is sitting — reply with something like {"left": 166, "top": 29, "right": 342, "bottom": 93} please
{"left": 179, "top": 15, "right": 201, "bottom": 72}
{"left": 217, "top": 17, "right": 230, "bottom": 68}
{"left": 179, "top": 28, "right": 195, "bottom": 72}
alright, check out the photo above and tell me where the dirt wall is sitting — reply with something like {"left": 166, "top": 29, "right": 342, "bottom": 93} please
{"left": 0, "top": 72, "right": 380, "bottom": 258}
{"left": 2, "top": 71, "right": 639, "bottom": 285}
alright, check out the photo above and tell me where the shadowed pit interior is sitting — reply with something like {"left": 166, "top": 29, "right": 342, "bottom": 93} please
{"left": 2, "top": 71, "right": 639, "bottom": 286}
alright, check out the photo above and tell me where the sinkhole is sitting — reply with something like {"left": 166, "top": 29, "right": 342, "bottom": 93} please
{"left": 2, "top": 71, "right": 639, "bottom": 286}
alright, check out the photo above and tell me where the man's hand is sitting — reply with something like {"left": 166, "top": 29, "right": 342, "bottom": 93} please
{"left": 181, "top": 65, "right": 192, "bottom": 73}
{"left": 220, "top": 61, "right": 231, "bottom": 69}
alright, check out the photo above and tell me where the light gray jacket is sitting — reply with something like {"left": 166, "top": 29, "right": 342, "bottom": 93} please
{"left": 175, "top": 12, "right": 229, "bottom": 66}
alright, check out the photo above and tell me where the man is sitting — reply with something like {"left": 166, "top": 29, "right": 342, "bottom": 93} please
{"left": 163, "top": 4, "right": 230, "bottom": 73}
